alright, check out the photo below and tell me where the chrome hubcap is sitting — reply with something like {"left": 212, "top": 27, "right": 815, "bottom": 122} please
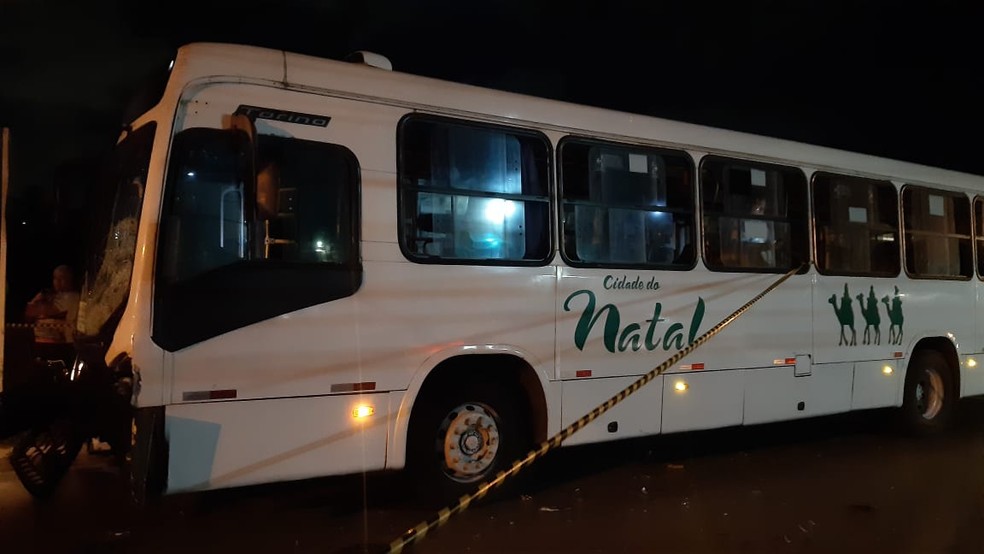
{"left": 438, "top": 402, "right": 500, "bottom": 483}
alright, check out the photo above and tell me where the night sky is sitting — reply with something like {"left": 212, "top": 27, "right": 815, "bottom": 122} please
{"left": 1, "top": 0, "right": 983, "bottom": 307}
{"left": 4, "top": 0, "right": 984, "bottom": 183}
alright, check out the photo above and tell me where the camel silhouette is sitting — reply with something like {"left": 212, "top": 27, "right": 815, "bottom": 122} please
{"left": 882, "top": 286, "right": 904, "bottom": 345}
{"left": 829, "top": 283, "right": 856, "bottom": 346}
{"left": 857, "top": 285, "right": 881, "bottom": 345}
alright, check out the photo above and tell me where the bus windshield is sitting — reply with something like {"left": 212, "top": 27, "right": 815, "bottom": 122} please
{"left": 76, "top": 122, "right": 156, "bottom": 338}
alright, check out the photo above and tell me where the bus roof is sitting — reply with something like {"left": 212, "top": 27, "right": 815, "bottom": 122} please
{"left": 170, "top": 42, "right": 984, "bottom": 190}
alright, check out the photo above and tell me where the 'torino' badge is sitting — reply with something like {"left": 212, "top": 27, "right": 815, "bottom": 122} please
{"left": 235, "top": 105, "right": 331, "bottom": 127}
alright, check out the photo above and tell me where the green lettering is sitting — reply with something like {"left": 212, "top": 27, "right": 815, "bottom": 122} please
{"left": 645, "top": 303, "right": 664, "bottom": 350}
{"left": 619, "top": 323, "right": 643, "bottom": 352}
{"left": 663, "top": 323, "right": 685, "bottom": 351}
{"left": 564, "top": 289, "right": 620, "bottom": 352}
{"left": 689, "top": 297, "right": 705, "bottom": 344}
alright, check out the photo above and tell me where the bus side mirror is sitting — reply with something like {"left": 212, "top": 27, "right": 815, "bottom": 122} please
{"left": 227, "top": 112, "right": 256, "bottom": 190}
{"left": 228, "top": 113, "right": 256, "bottom": 145}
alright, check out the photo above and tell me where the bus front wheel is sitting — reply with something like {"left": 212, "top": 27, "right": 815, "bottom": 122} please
{"left": 901, "top": 349, "right": 955, "bottom": 434}
{"left": 407, "top": 380, "right": 528, "bottom": 505}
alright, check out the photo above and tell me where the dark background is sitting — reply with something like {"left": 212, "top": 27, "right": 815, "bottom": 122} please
{"left": 1, "top": 0, "right": 982, "bottom": 316}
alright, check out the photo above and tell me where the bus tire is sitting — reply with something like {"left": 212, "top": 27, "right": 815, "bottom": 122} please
{"left": 407, "top": 379, "right": 528, "bottom": 505}
{"left": 901, "top": 349, "right": 955, "bottom": 434}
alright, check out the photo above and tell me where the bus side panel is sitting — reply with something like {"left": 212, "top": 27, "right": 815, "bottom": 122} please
{"left": 897, "top": 279, "right": 969, "bottom": 368}
{"left": 815, "top": 276, "right": 907, "bottom": 410}
{"left": 852, "top": 359, "right": 901, "bottom": 409}
{"left": 969, "top": 279, "right": 984, "bottom": 397}
{"left": 900, "top": 279, "right": 974, "bottom": 392}
{"left": 557, "top": 267, "right": 812, "bottom": 435}
{"left": 560, "top": 375, "right": 663, "bottom": 447}
{"left": 813, "top": 277, "right": 902, "bottom": 364}
{"left": 661, "top": 370, "right": 743, "bottom": 434}
{"left": 355, "top": 259, "right": 557, "bottom": 470}
{"left": 353, "top": 259, "right": 557, "bottom": 389}
{"left": 815, "top": 279, "right": 971, "bottom": 361}
{"left": 963, "top": 354, "right": 984, "bottom": 397}
{"left": 817, "top": 274, "right": 972, "bottom": 403}
{"left": 558, "top": 269, "right": 812, "bottom": 375}
{"left": 164, "top": 393, "right": 390, "bottom": 492}
{"left": 743, "top": 364, "right": 852, "bottom": 425}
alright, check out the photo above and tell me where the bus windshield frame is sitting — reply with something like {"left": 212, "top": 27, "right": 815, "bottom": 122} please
{"left": 76, "top": 122, "right": 156, "bottom": 340}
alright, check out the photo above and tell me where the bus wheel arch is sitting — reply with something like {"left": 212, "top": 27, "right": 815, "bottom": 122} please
{"left": 402, "top": 353, "right": 547, "bottom": 503}
{"left": 901, "top": 337, "right": 959, "bottom": 434}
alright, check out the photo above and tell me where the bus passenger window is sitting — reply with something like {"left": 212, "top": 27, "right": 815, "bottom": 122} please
{"left": 560, "top": 138, "right": 695, "bottom": 269}
{"left": 700, "top": 158, "right": 807, "bottom": 273}
{"left": 812, "top": 173, "right": 899, "bottom": 277}
{"left": 975, "top": 197, "right": 984, "bottom": 278}
{"left": 398, "top": 117, "right": 551, "bottom": 264}
{"left": 902, "top": 186, "right": 971, "bottom": 279}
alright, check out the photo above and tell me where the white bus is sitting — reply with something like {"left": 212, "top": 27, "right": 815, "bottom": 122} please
{"left": 37, "top": 42, "right": 984, "bottom": 502}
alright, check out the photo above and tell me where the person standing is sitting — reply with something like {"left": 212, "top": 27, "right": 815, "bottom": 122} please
{"left": 25, "top": 264, "right": 80, "bottom": 347}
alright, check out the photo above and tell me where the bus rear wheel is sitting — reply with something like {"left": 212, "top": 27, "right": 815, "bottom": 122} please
{"left": 408, "top": 380, "right": 527, "bottom": 505}
{"left": 901, "top": 350, "right": 955, "bottom": 434}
